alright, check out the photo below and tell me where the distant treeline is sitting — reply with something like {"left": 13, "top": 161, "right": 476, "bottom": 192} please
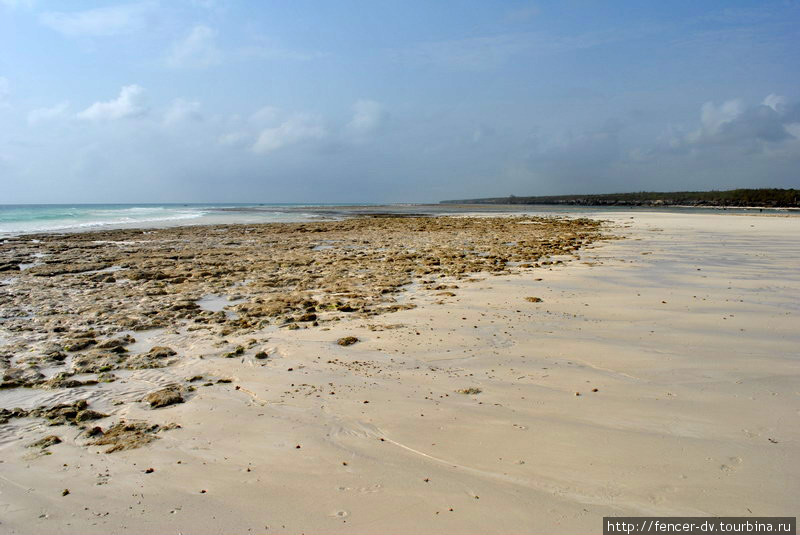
{"left": 441, "top": 189, "right": 800, "bottom": 208}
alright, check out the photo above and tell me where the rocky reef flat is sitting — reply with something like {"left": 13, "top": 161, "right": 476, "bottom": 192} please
{"left": 0, "top": 215, "right": 604, "bottom": 453}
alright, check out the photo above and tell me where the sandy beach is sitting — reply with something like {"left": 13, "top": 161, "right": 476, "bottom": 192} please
{"left": 1, "top": 210, "right": 798, "bottom": 534}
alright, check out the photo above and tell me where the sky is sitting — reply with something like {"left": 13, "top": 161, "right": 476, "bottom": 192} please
{"left": 1, "top": 0, "right": 799, "bottom": 203}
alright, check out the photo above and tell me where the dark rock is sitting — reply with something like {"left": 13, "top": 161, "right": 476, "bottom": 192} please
{"left": 75, "top": 409, "right": 107, "bottom": 422}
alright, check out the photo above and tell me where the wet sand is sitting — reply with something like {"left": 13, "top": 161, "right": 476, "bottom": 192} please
{"left": 0, "top": 211, "right": 798, "bottom": 534}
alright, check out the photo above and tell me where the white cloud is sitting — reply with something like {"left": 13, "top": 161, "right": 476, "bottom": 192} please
{"left": 250, "top": 106, "right": 281, "bottom": 125}
{"left": 472, "top": 124, "right": 495, "bottom": 143}
{"left": 252, "top": 113, "right": 326, "bottom": 153}
{"left": 346, "top": 99, "right": 385, "bottom": 134}
{"left": 28, "top": 101, "right": 70, "bottom": 124}
{"left": 163, "top": 98, "right": 201, "bottom": 125}
{"left": 684, "top": 99, "right": 744, "bottom": 142}
{"left": 667, "top": 95, "right": 797, "bottom": 152}
{"left": 77, "top": 85, "right": 148, "bottom": 121}
{"left": 785, "top": 123, "right": 800, "bottom": 140}
{"left": 762, "top": 94, "right": 787, "bottom": 114}
{"left": 166, "top": 25, "right": 222, "bottom": 68}
{"left": 218, "top": 131, "right": 251, "bottom": 147}
{"left": 40, "top": 3, "right": 151, "bottom": 37}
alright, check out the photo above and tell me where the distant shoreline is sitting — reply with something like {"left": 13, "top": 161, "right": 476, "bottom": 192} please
{"left": 441, "top": 188, "right": 800, "bottom": 208}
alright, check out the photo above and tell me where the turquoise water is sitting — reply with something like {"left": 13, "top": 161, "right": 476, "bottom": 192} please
{"left": 0, "top": 203, "right": 337, "bottom": 235}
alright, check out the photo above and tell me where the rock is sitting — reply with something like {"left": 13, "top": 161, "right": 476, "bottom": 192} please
{"left": 42, "top": 373, "right": 90, "bottom": 389}
{"left": 21, "top": 400, "right": 99, "bottom": 426}
{"left": 95, "top": 335, "right": 134, "bottom": 351}
{"left": 1, "top": 367, "right": 45, "bottom": 388}
{"left": 28, "top": 435, "right": 62, "bottom": 449}
{"left": 223, "top": 346, "right": 245, "bottom": 358}
{"left": 337, "top": 336, "right": 359, "bottom": 346}
{"left": 170, "top": 300, "right": 199, "bottom": 311}
{"left": 64, "top": 339, "right": 95, "bottom": 352}
{"left": 144, "top": 387, "right": 184, "bottom": 408}
{"left": 97, "top": 372, "right": 117, "bottom": 383}
{"left": 254, "top": 351, "right": 269, "bottom": 359}
{"left": 148, "top": 346, "right": 177, "bottom": 359}
{"left": 124, "top": 353, "right": 173, "bottom": 370}
{"left": 525, "top": 296, "right": 543, "bottom": 303}
{"left": 75, "top": 409, "right": 107, "bottom": 422}
{"left": 45, "top": 351, "right": 67, "bottom": 363}
{"left": 89, "top": 420, "right": 175, "bottom": 453}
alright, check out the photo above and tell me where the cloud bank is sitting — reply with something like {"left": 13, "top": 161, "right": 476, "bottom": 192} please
{"left": 77, "top": 85, "right": 148, "bottom": 121}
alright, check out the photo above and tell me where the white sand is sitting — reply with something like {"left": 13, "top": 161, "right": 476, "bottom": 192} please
{"left": 1, "top": 211, "right": 798, "bottom": 534}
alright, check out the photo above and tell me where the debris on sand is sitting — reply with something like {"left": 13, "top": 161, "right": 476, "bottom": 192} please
{"left": 525, "top": 297, "right": 543, "bottom": 303}
{"left": 457, "top": 387, "right": 482, "bottom": 395}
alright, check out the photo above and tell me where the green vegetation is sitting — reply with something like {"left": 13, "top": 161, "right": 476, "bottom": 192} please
{"left": 441, "top": 188, "right": 799, "bottom": 208}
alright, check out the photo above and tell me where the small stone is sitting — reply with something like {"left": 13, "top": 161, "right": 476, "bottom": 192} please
{"left": 62, "top": 489, "right": 70, "bottom": 496}
{"left": 337, "top": 336, "right": 359, "bottom": 346}
{"left": 144, "top": 387, "right": 184, "bottom": 408}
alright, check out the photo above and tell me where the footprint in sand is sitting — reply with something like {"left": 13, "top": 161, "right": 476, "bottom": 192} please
{"left": 720, "top": 457, "right": 743, "bottom": 474}
{"left": 337, "top": 484, "right": 382, "bottom": 494}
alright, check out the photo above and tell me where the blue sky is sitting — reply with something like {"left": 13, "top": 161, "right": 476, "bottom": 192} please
{"left": 1, "top": 0, "right": 799, "bottom": 203}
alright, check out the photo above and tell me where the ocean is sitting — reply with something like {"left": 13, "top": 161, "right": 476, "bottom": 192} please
{"left": 1, "top": 203, "right": 789, "bottom": 237}
{"left": 0, "top": 203, "right": 341, "bottom": 236}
